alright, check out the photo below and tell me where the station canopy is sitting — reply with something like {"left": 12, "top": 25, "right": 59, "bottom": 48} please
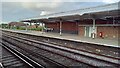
{"left": 21, "top": 9, "right": 120, "bottom": 23}
{"left": 20, "top": 2, "right": 119, "bottom": 23}
{"left": 82, "top": 9, "right": 120, "bottom": 19}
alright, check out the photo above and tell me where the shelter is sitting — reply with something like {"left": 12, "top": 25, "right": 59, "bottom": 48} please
{"left": 20, "top": 2, "right": 120, "bottom": 39}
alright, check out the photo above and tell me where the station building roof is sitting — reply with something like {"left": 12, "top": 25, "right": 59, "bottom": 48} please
{"left": 21, "top": 2, "right": 120, "bottom": 23}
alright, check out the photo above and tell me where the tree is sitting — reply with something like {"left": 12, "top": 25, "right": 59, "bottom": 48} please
{"left": 0, "top": 23, "right": 9, "bottom": 28}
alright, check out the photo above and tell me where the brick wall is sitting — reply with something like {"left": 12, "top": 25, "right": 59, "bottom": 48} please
{"left": 97, "top": 26, "right": 119, "bottom": 39}
{"left": 78, "top": 26, "right": 119, "bottom": 39}
{"left": 78, "top": 26, "right": 85, "bottom": 36}
{"left": 45, "top": 22, "right": 78, "bottom": 34}
{"left": 45, "top": 23, "right": 59, "bottom": 30}
{"left": 62, "top": 22, "right": 78, "bottom": 31}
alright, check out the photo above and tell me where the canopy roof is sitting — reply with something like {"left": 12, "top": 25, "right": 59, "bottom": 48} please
{"left": 21, "top": 2, "right": 120, "bottom": 24}
{"left": 21, "top": 9, "right": 120, "bottom": 23}
{"left": 80, "top": 9, "right": 120, "bottom": 19}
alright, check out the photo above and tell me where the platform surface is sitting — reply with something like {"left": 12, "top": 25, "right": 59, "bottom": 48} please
{"left": 1, "top": 29, "right": 119, "bottom": 48}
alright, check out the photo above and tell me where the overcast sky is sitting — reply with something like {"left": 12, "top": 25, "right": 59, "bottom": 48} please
{"left": 0, "top": 0, "right": 120, "bottom": 23}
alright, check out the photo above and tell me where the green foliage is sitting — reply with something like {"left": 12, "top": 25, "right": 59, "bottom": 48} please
{"left": 6, "top": 26, "right": 26, "bottom": 30}
{"left": 16, "top": 27, "right": 26, "bottom": 30}
{"left": 0, "top": 23, "right": 45, "bottom": 31}
{"left": 0, "top": 24, "right": 9, "bottom": 29}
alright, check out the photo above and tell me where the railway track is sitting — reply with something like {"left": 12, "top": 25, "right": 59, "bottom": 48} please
{"left": 2, "top": 34, "right": 93, "bottom": 68}
{"left": 2, "top": 30, "right": 119, "bottom": 59}
{"left": 1, "top": 39, "right": 68, "bottom": 68}
{"left": 2, "top": 31, "right": 120, "bottom": 67}
{"left": 0, "top": 43, "right": 44, "bottom": 68}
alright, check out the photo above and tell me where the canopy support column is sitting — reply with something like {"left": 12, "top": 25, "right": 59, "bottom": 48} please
{"left": 41, "top": 22, "right": 44, "bottom": 34}
{"left": 29, "top": 22, "right": 32, "bottom": 31}
{"left": 26, "top": 22, "right": 28, "bottom": 31}
{"left": 60, "top": 20, "right": 62, "bottom": 36}
{"left": 35, "top": 22, "right": 37, "bottom": 28}
{"left": 30, "top": 22, "right": 32, "bottom": 26}
{"left": 92, "top": 19, "right": 96, "bottom": 39}
{"left": 113, "top": 17, "right": 115, "bottom": 26}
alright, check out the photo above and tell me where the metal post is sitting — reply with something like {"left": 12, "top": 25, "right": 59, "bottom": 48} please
{"left": 60, "top": 21, "right": 62, "bottom": 36}
{"left": 14, "top": 25, "right": 16, "bottom": 30}
{"left": 29, "top": 22, "right": 32, "bottom": 31}
{"left": 113, "top": 17, "right": 115, "bottom": 26}
{"left": 26, "top": 22, "right": 28, "bottom": 31}
{"left": 35, "top": 22, "right": 37, "bottom": 28}
{"left": 92, "top": 19, "right": 96, "bottom": 39}
{"left": 41, "top": 22, "right": 44, "bottom": 34}
{"left": 30, "top": 22, "right": 32, "bottom": 26}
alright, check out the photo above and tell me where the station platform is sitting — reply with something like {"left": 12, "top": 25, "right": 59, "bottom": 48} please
{"left": 1, "top": 29, "right": 119, "bottom": 48}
